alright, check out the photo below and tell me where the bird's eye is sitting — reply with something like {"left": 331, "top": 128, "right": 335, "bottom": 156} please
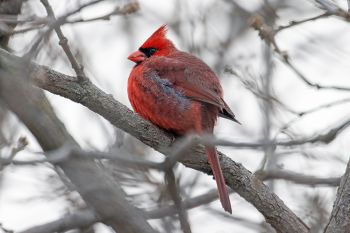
{"left": 139, "top": 47, "right": 157, "bottom": 58}
{"left": 149, "top": 48, "right": 157, "bottom": 55}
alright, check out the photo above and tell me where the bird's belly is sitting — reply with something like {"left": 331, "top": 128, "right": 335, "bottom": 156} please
{"left": 128, "top": 75, "right": 199, "bottom": 134}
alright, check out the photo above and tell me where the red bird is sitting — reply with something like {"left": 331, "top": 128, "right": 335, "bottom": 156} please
{"left": 127, "top": 25, "right": 239, "bottom": 213}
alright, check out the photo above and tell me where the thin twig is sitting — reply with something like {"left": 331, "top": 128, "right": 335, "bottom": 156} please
{"left": 26, "top": 0, "right": 108, "bottom": 61}
{"left": 162, "top": 135, "right": 200, "bottom": 170}
{"left": 256, "top": 169, "right": 341, "bottom": 186}
{"left": 40, "top": 0, "right": 86, "bottom": 79}
{"left": 20, "top": 189, "right": 221, "bottom": 233}
{"left": 275, "top": 13, "right": 330, "bottom": 33}
{"left": 3, "top": 121, "right": 350, "bottom": 169}
{"left": 18, "top": 210, "right": 98, "bottom": 233}
{"left": 275, "top": 97, "right": 350, "bottom": 136}
{"left": 165, "top": 169, "right": 192, "bottom": 233}
{"left": 250, "top": 15, "right": 350, "bottom": 92}
{"left": 0, "top": 14, "right": 46, "bottom": 24}
{"left": 297, "top": 97, "right": 350, "bottom": 116}
{"left": 9, "top": 25, "right": 45, "bottom": 35}
{"left": 0, "top": 146, "right": 161, "bottom": 169}
{"left": 66, "top": 2, "right": 139, "bottom": 24}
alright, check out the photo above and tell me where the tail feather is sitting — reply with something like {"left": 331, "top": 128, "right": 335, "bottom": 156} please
{"left": 206, "top": 146, "right": 232, "bottom": 213}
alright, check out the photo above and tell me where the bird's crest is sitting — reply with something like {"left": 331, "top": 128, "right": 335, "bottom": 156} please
{"left": 140, "top": 25, "right": 175, "bottom": 54}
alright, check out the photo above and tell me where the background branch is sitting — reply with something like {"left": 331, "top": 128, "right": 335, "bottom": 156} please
{"left": 257, "top": 169, "right": 341, "bottom": 187}
{"left": 19, "top": 210, "right": 99, "bottom": 233}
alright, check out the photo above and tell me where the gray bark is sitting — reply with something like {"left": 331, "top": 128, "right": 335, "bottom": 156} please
{"left": 324, "top": 157, "right": 350, "bottom": 233}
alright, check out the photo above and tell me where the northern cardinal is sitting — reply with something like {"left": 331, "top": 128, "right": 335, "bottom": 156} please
{"left": 127, "top": 25, "right": 239, "bottom": 213}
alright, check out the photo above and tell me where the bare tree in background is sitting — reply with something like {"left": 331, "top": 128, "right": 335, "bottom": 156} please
{"left": 1, "top": 0, "right": 350, "bottom": 232}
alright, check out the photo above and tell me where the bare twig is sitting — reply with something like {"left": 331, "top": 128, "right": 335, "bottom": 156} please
{"left": 257, "top": 169, "right": 341, "bottom": 186}
{"left": 20, "top": 189, "right": 222, "bottom": 233}
{"left": 0, "top": 146, "right": 161, "bottom": 169}
{"left": 275, "top": 13, "right": 330, "bottom": 32}
{"left": 40, "top": 0, "right": 86, "bottom": 79}
{"left": 250, "top": 15, "right": 350, "bottom": 92}
{"left": 0, "top": 14, "right": 46, "bottom": 24}
{"left": 165, "top": 169, "right": 192, "bottom": 233}
{"left": 275, "top": 97, "right": 350, "bottom": 135}
{"left": 19, "top": 210, "right": 98, "bottom": 233}
{"left": 9, "top": 24, "right": 45, "bottom": 35}
{"left": 66, "top": 1, "right": 139, "bottom": 24}
{"left": 5, "top": 1, "right": 139, "bottom": 35}
{"left": 26, "top": 0, "right": 108, "bottom": 59}
{"left": 147, "top": 189, "right": 223, "bottom": 219}
{"left": 162, "top": 135, "right": 201, "bottom": 170}
{"left": 26, "top": 0, "right": 138, "bottom": 57}
{"left": 197, "top": 120, "right": 350, "bottom": 148}
{"left": 297, "top": 97, "right": 350, "bottom": 117}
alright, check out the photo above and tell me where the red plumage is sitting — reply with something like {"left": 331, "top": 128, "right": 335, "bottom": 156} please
{"left": 127, "top": 25, "right": 239, "bottom": 213}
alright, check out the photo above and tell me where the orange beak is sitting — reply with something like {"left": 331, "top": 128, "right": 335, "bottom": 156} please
{"left": 128, "top": 50, "right": 146, "bottom": 63}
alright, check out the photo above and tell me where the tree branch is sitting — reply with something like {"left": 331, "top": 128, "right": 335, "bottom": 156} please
{"left": 275, "top": 13, "right": 330, "bottom": 33}
{"left": 0, "top": 49, "right": 309, "bottom": 233}
{"left": 18, "top": 210, "right": 99, "bottom": 233}
{"left": 19, "top": 189, "right": 220, "bottom": 233}
{"left": 40, "top": 0, "right": 86, "bottom": 79}
{"left": 250, "top": 15, "right": 350, "bottom": 92}
{"left": 324, "top": 156, "right": 350, "bottom": 232}
{"left": 257, "top": 169, "right": 341, "bottom": 187}
{"left": 0, "top": 52, "right": 156, "bottom": 233}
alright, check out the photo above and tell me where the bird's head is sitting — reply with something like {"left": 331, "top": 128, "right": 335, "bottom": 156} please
{"left": 128, "top": 25, "right": 176, "bottom": 64}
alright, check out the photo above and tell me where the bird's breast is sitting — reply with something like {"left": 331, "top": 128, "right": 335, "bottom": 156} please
{"left": 127, "top": 66, "right": 201, "bottom": 134}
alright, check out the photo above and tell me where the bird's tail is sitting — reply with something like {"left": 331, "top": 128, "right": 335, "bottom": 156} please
{"left": 206, "top": 146, "right": 232, "bottom": 213}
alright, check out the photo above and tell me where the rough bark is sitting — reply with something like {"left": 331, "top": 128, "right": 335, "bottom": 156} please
{"left": 324, "top": 156, "right": 350, "bottom": 233}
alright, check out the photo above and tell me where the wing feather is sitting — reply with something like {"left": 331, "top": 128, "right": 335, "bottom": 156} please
{"left": 143, "top": 53, "right": 240, "bottom": 123}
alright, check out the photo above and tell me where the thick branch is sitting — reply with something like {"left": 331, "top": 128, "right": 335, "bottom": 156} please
{"left": 0, "top": 52, "right": 156, "bottom": 233}
{"left": 0, "top": 49, "right": 309, "bottom": 233}
{"left": 324, "top": 156, "right": 350, "bottom": 232}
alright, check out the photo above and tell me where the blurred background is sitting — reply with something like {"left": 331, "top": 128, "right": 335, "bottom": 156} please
{"left": 1, "top": 0, "right": 350, "bottom": 232}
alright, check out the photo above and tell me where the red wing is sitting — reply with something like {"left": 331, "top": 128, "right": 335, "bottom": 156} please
{"left": 145, "top": 55, "right": 225, "bottom": 108}
{"left": 144, "top": 54, "right": 240, "bottom": 123}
